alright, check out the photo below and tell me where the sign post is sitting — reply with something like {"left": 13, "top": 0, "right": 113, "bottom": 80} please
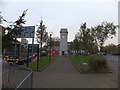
{"left": 17, "top": 26, "right": 35, "bottom": 38}
{"left": 31, "top": 37, "right": 34, "bottom": 62}
{"left": 37, "top": 44, "right": 39, "bottom": 69}
{"left": 17, "top": 26, "right": 35, "bottom": 66}
{"left": 27, "top": 44, "right": 29, "bottom": 67}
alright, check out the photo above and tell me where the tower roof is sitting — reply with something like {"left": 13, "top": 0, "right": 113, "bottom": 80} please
{"left": 60, "top": 28, "right": 68, "bottom": 33}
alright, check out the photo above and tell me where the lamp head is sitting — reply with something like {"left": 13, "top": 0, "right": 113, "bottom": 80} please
{"left": 49, "top": 32, "right": 53, "bottom": 36}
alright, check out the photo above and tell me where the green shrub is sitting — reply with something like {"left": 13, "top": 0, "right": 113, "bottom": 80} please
{"left": 88, "top": 55, "right": 107, "bottom": 71}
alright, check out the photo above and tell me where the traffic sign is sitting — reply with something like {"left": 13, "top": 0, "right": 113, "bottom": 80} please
{"left": 17, "top": 26, "right": 35, "bottom": 38}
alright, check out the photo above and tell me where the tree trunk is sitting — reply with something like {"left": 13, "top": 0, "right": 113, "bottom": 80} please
{"left": 40, "top": 42, "right": 42, "bottom": 62}
{"left": 40, "top": 42, "right": 42, "bottom": 54}
{"left": 100, "top": 46, "right": 103, "bottom": 53}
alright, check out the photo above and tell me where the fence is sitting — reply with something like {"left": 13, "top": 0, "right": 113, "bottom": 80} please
{"left": 2, "top": 64, "right": 33, "bottom": 89}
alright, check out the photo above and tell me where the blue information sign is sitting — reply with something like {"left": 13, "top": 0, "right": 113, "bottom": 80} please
{"left": 17, "top": 26, "right": 35, "bottom": 38}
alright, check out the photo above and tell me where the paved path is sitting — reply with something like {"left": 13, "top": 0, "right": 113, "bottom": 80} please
{"left": 104, "top": 55, "right": 119, "bottom": 66}
{"left": 105, "top": 56, "right": 118, "bottom": 75}
{"left": 33, "top": 56, "right": 118, "bottom": 88}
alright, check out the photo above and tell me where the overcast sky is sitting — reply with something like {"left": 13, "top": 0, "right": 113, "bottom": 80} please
{"left": 0, "top": 0, "right": 119, "bottom": 45}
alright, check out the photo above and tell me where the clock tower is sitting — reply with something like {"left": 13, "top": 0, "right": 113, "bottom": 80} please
{"left": 60, "top": 28, "right": 68, "bottom": 56}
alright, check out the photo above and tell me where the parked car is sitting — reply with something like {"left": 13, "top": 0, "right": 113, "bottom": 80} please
{"left": 3, "top": 56, "right": 19, "bottom": 65}
{"left": 16, "top": 59, "right": 25, "bottom": 65}
{"left": 19, "top": 55, "right": 33, "bottom": 65}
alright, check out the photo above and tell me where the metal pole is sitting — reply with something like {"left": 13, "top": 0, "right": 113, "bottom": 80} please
{"left": 37, "top": 44, "right": 39, "bottom": 69}
{"left": 27, "top": 44, "right": 29, "bottom": 67}
{"left": 19, "top": 39, "right": 22, "bottom": 63}
{"left": 0, "top": 28, "right": 2, "bottom": 89}
{"left": 13, "top": 38, "right": 17, "bottom": 87}
{"left": 31, "top": 36, "right": 34, "bottom": 62}
{"left": 14, "top": 38, "right": 17, "bottom": 65}
{"left": 50, "top": 34, "right": 52, "bottom": 61}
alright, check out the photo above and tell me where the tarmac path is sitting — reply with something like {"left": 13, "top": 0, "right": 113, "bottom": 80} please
{"left": 33, "top": 56, "right": 118, "bottom": 88}
{"left": 104, "top": 55, "right": 119, "bottom": 76}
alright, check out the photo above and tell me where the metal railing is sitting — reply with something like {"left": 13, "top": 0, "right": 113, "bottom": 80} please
{"left": 15, "top": 67, "right": 33, "bottom": 89}
{"left": 2, "top": 65, "right": 33, "bottom": 89}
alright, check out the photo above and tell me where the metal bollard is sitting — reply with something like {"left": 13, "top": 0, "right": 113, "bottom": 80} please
{"left": 82, "top": 63, "right": 88, "bottom": 72}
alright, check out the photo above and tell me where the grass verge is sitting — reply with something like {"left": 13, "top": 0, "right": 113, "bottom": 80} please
{"left": 70, "top": 55, "right": 90, "bottom": 72}
{"left": 23, "top": 56, "right": 57, "bottom": 71}
{"left": 70, "top": 55, "right": 111, "bottom": 73}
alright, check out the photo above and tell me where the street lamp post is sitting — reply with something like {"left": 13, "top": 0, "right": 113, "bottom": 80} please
{"left": 49, "top": 32, "right": 53, "bottom": 61}
{"left": 27, "top": 44, "right": 30, "bottom": 67}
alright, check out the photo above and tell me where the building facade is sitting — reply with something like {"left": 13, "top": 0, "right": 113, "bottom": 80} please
{"left": 59, "top": 28, "right": 68, "bottom": 55}
{"left": 0, "top": 25, "right": 5, "bottom": 38}
{"left": 0, "top": 25, "right": 5, "bottom": 55}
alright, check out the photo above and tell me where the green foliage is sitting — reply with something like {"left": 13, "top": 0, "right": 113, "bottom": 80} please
{"left": 79, "top": 22, "right": 91, "bottom": 50}
{"left": 2, "top": 9, "right": 27, "bottom": 51}
{"left": 70, "top": 55, "right": 107, "bottom": 72}
{"left": 72, "top": 22, "right": 99, "bottom": 54}
{"left": 24, "top": 56, "right": 57, "bottom": 71}
{"left": 72, "top": 22, "right": 116, "bottom": 54}
{"left": 68, "top": 41, "right": 75, "bottom": 51}
{"left": 88, "top": 55, "right": 107, "bottom": 71}
{"left": 2, "top": 34, "right": 13, "bottom": 51}
{"left": 36, "top": 20, "right": 48, "bottom": 57}
{"left": 36, "top": 20, "right": 48, "bottom": 48}
{"left": 47, "top": 37, "right": 60, "bottom": 47}
{"left": 91, "top": 22, "right": 116, "bottom": 52}
{"left": 102, "top": 44, "right": 118, "bottom": 54}
{"left": 73, "top": 36, "right": 80, "bottom": 52}
{"left": 70, "top": 55, "right": 90, "bottom": 72}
